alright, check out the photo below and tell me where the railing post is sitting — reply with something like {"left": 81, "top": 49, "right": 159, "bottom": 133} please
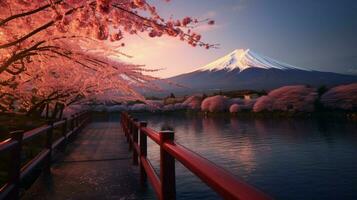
{"left": 70, "top": 115, "right": 74, "bottom": 131}
{"left": 45, "top": 103, "right": 49, "bottom": 119}
{"left": 128, "top": 116, "right": 133, "bottom": 151}
{"left": 84, "top": 112, "right": 88, "bottom": 125}
{"left": 9, "top": 130, "right": 24, "bottom": 200}
{"left": 139, "top": 121, "right": 148, "bottom": 186}
{"left": 75, "top": 114, "right": 79, "bottom": 129}
{"left": 62, "top": 118, "right": 68, "bottom": 151}
{"left": 77, "top": 113, "right": 81, "bottom": 129}
{"left": 122, "top": 113, "right": 127, "bottom": 139}
{"left": 89, "top": 111, "right": 93, "bottom": 123}
{"left": 126, "top": 115, "right": 129, "bottom": 138}
{"left": 132, "top": 118, "right": 139, "bottom": 165}
{"left": 62, "top": 118, "right": 67, "bottom": 135}
{"left": 120, "top": 113, "right": 122, "bottom": 128}
{"left": 79, "top": 112, "right": 85, "bottom": 128}
{"left": 45, "top": 120, "right": 54, "bottom": 174}
{"left": 160, "top": 130, "right": 176, "bottom": 200}
{"left": 79, "top": 113, "right": 83, "bottom": 130}
{"left": 86, "top": 112, "right": 89, "bottom": 125}
{"left": 72, "top": 114, "right": 75, "bottom": 129}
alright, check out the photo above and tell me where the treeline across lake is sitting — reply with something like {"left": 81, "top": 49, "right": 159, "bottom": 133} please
{"left": 72, "top": 83, "right": 356, "bottom": 118}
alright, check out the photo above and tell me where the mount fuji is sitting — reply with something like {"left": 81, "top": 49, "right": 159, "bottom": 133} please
{"left": 148, "top": 49, "right": 357, "bottom": 95}
{"left": 198, "top": 49, "right": 309, "bottom": 72}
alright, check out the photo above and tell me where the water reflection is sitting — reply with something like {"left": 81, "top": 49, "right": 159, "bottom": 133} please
{"left": 133, "top": 113, "right": 357, "bottom": 200}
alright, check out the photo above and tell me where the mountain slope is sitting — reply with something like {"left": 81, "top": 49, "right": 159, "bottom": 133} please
{"left": 146, "top": 49, "right": 357, "bottom": 96}
{"left": 199, "top": 49, "right": 308, "bottom": 72}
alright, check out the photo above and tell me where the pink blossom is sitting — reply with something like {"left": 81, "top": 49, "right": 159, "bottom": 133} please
{"left": 201, "top": 95, "right": 229, "bottom": 112}
{"left": 229, "top": 104, "right": 240, "bottom": 113}
{"left": 182, "top": 95, "right": 203, "bottom": 110}
{"left": 0, "top": 0, "right": 216, "bottom": 114}
{"left": 182, "top": 17, "right": 192, "bottom": 26}
{"left": 253, "top": 96, "right": 274, "bottom": 112}
{"left": 253, "top": 85, "right": 317, "bottom": 112}
{"left": 321, "top": 83, "right": 357, "bottom": 110}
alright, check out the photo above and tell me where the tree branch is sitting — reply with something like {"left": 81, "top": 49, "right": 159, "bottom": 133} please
{"left": 0, "top": 0, "right": 63, "bottom": 26}
{"left": 0, "top": 21, "right": 54, "bottom": 49}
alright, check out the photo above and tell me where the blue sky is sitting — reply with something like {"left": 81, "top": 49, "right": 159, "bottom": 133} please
{"left": 122, "top": 0, "right": 357, "bottom": 77}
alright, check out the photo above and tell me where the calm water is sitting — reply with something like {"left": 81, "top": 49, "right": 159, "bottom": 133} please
{"left": 131, "top": 113, "right": 357, "bottom": 200}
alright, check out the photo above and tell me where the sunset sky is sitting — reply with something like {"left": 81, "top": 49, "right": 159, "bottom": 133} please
{"left": 121, "top": 0, "right": 357, "bottom": 78}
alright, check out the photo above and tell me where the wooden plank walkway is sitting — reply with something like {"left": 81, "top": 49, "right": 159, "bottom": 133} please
{"left": 23, "top": 119, "right": 154, "bottom": 200}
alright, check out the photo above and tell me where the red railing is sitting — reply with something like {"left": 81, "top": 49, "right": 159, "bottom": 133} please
{"left": 0, "top": 112, "right": 91, "bottom": 200}
{"left": 120, "top": 112, "right": 271, "bottom": 200}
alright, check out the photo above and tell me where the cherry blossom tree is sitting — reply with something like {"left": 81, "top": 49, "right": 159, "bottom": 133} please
{"left": 182, "top": 95, "right": 203, "bottom": 110}
{"left": 0, "top": 48, "right": 154, "bottom": 115}
{"left": 229, "top": 104, "right": 240, "bottom": 113}
{"left": 201, "top": 95, "right": 229, "bottom": 112}
{"left": 321, "top": 83, "right": 357, "bottom": 110}
{"left": 0, "top": 0, "right": 215, "bottom": 115}
{"left": 253, "top": 85, "right": 317, "bottom": 112}
{"left": 0, "top": 0, "right": 215, "bottom": 75}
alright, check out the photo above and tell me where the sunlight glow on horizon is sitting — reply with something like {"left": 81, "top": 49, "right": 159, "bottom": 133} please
{"left": 120, "top": 34, "right": 229, "bottom": 78}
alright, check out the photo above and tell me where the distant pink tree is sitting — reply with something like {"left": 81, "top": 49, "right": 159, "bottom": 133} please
{"left": 321, "top": 83, "right": 357, "bottom": 110}
{"left": 229, "top": 104, "right": 240, "bottom": 113}
{"left": 182, "top": 95, "right": 203, "bottom": 110}
{"left": 253, "top": 85, "right": 317, "bottom": 112}
{"left": 229, "top": 98, "right": 256, "bottom": 111}
{"left": 253, "top": 96, "right": 273, "bottom": 112}
{"left": 201, "top": 95, "right": 229, "bottom": 112}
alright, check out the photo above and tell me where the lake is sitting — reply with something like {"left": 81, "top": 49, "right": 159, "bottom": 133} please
{"left": 131, "top": 113, "right": 357, "bottom": 200}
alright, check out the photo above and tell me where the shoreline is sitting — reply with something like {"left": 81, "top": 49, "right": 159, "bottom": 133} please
{"left": 127, "top": 110, "right": 357, "bottom": 121}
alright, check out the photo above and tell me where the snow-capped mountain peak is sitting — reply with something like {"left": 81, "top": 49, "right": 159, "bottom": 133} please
{"left": 144, "top": 49, "right": 357, "bottom": 96}
{"left": 199, "top": 49, "right": 309, "bottom": 72}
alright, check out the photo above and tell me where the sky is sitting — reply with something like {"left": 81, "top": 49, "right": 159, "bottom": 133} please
{"left": 120, "top": 0, "right": 357, "bottom": 78}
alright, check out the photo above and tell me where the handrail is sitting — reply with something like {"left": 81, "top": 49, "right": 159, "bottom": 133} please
{"left": 121, "top": 112, "right": 271, "bottom": 200}
{"left": 140, "top": 156, "right": 161, "bottom": 198}
{"left": 22, "top": 125, "right": 51, "bottom": 141}
{"left": 53, "top": 119, "right": 66, "bottom": 128}
{"left": 0, "top": 139, "right": 18, "bottom": 153}
{"left": 141, "top": 127, "right": 161, "bottom": 144}
{"left": 164, "top": 142, "right": 270, "bottom": 200}
{"left": 0, "top": 111, "right": 91, "bottom": 199}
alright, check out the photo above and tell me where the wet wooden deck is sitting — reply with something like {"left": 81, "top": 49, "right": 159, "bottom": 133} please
{"left": 23, "top": 119, "right": 153, "bottom": 200}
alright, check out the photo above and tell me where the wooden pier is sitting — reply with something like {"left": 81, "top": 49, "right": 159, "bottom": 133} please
{"left": 0, "top": 112, "right": 271, "bottom": 200}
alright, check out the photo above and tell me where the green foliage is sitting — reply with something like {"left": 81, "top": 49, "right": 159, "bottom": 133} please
{"left": 169, "top": 93, "right": 176, "bottom": 98}
{"left": 212, "top": 89, "right": 264, "bottom": 98}
{"left": 314, "top": 85, "right": 328, "bottom": 111}
{"left": 317, "top": 85, "right": 328, "bottom": 97}
{"left": 145, "top": 96, "right": 162, "bottom": 100}
{"left": 163, "top": 97, "right": 185, "bottom": 105}
{"left": 126, "top": 100, "right": 145, "bottom": 105}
